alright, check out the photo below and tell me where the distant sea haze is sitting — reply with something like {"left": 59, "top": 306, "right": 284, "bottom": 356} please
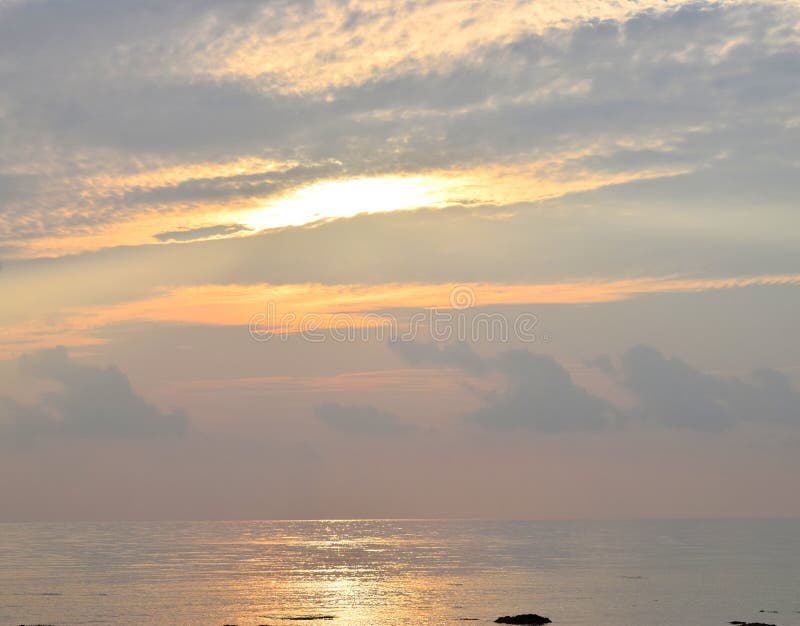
{"left": 1, "top": 519, "right": 799, "bottom": 625}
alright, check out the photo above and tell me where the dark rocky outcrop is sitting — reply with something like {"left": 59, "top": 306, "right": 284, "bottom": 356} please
{"left": 729, "top": 621, "right": 776, "bottom": 626}
{"left": 495, "top": 615, "right": 552, "bottom": 625}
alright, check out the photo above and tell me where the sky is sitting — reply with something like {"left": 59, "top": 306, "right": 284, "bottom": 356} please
{"left": 1, "top": 0, "right": 800, "bottom": 521}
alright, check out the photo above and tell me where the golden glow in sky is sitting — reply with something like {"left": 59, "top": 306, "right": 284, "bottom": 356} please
{"left": 240, "top": 176, "right": 454, "bottom": 230}
{"left": 3, "top": 0, "right": 800, "bottom": 525}
{"left": 237, "top": 161, "right": 688, "bottom": 234}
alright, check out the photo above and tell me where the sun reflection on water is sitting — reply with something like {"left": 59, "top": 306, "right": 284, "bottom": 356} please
{"left": 4, "top": 519, "right": 798, "bottom": 625}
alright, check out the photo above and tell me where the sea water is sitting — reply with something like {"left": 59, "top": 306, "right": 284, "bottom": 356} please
{"left": 1, "top": 519, "right": 798, "bottom": 625}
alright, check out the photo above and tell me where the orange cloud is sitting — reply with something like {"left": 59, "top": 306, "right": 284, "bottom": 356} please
{"left": 208, "top": 0, "right": 749, "bottom": 93}
{"left": 3, "top": 274, "right": 799, "bottom": 357}
{"left": 90, "top": 274, "right": 800, "bottom": 326}
{"left": 13, "top": 159, "right": 688, "bottom": 258}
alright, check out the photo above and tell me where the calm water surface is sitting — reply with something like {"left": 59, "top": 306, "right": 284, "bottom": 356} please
{"left": 1, "top": 519, "right": 798, "bottom": 625}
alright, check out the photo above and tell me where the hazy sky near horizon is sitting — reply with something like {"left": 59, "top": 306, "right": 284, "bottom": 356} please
{"left": 2, "top": 0, "right": 800, "bottom": 521}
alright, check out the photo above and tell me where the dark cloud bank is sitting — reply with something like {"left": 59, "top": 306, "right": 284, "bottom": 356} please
{"left": 390, "top": 341, "right": 800, "bottom": 433}
{"left": 0, "top": 347, "right": 187, "bottom": 444}
{"left": 3, "top": 343, "right": 799, "bottom": 442}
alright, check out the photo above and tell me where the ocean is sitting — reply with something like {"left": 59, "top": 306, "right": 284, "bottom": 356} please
{"left": 1, "top": 519, "right": 798, "bottom": 625}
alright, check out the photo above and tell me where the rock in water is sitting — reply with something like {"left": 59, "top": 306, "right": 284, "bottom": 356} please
{"left": 495, "top": 615, "right": 552, "bottom": 625}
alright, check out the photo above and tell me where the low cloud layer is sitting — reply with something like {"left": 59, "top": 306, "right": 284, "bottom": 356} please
{"left": 0, "top": 347, "right": 187, "bottom": 443}
{"left": 621, "top": 344, "right": 800, "bottom": 431}
{"left": 391, "top": 340, "right": 617, "bottom": 431}
{"left": 469, "top": 350, "right": 615, "bottom": 432}
{"left": 392, "top": 341, "right": 800, "bottom": 433}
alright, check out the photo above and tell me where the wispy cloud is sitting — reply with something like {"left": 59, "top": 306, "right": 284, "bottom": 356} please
{"left": 153, "top": 224, "right": 251, "bottom": 242}
{"left": 1, "top": 1, "right": 798, "bottom": 257}
{"left": 5, "top": 274, "right": 800, "bottom": 357}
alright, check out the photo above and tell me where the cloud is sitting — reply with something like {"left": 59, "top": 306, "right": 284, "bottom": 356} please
{"left": 153, "top": 223, "right": 251, "bottom": 242}
{"left": 391, "top": 341, "right": 800, "bottom": 433}
{"left": 734, "top": 368, "right": 800, "bottom": 425}
{"left": 315, "top": 402, "right": 411, "bottom": 436}
{"left": 2, "top": 1, "right": 800, "bottom": 254}
{"left": 122, "top": 161, "right": 342, "bottom": 209}
{"left": 585, "top": 354, "right": 617, "bottom": 377}
{"left": 621, "top": 345, "right": 800, "bottom": 431}
{"left": 0, "top": 347, "right": 187, "bottom": 442}
{"left": 0, "top": 172, "right": 38, "bottom": 203}
{"left": 621, "top": 345, "right": 730, "bottom": 431}
{"left": 391, "top": 341, "right": 616, "bottom": 431}
{"left": 5, "top": 199, "right": 800, "bottom": 329}
{"left": 388, "top": 340, "right": 488, "bottom": 375}
{"left": 468, "top": 350, "right": 617, "bottom": 432}
{"left": 0, "top": 397, "right": 55, "bottom": 447}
